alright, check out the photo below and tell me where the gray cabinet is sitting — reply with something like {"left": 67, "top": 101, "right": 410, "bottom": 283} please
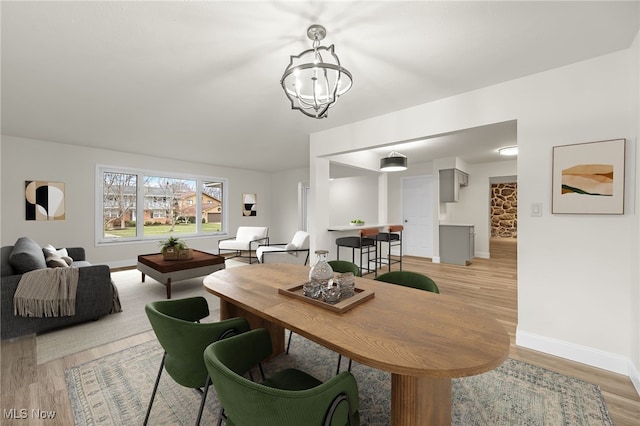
{"left": 439, "top": 169, "right": 469, "bottom": 202}
{"left": 439, "top": 225, "right": 474, "bottom": 266}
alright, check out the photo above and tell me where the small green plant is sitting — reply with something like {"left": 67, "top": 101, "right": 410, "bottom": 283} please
{"left": 350, "top": 219, "right": 365, "bottom": 224}
{"left": 159, "top": 236, "right": 188, "bottom": 254}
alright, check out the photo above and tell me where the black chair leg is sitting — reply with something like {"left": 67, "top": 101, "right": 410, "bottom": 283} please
{"left": 336, "top": 354, "right": 353, "bottom": 375}
{"left": 217, "top": 408, "right": 226, "bottom": 426}
{"left": 286, "top": 329, "right": 293, "bottom": 354}
{"left": 196, "top": 376, "right": 212, "bottom": 426}
{"left": 144, "top": 352, "right": 167, "bottom": 425}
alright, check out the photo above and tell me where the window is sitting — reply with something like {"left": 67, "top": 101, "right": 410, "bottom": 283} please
{"left": 97, "top": 166, "right": 227, "bottom": 243}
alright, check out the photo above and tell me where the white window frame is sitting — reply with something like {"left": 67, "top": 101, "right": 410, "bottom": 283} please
{"left": 96, "top": 165, "right": 228, "bottom": 245}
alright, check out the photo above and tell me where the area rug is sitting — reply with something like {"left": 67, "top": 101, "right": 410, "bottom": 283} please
{"left": 66, "top": 335, "right": 612, "bottom": 425}
{"left": 37, "top": 260, "right": 246, "bottom": 364}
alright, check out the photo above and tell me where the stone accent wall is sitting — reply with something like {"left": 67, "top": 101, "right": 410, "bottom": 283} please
{"left": 491, "top": 183, "right": 517, "bottom": 238}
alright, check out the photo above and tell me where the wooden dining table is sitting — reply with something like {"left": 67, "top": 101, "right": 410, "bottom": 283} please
{"left": 203, "top": 263, "right": 510, "bottom": 425}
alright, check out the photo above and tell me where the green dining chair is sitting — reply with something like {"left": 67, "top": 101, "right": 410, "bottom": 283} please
{"left": 144, "top": 296, "right": 250, "bottom": 426}
{"left": 374, "top": 270, "right": 440, "bottom": 293}
{"left": 203, "top": 328, "right": 361, "bottom": 426}
{"left": 328, "top": 260, "right": 361, "bottom": 277}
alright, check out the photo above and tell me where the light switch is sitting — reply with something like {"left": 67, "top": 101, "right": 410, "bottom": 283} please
{"left": 531, "top": 203, "right": 542, "bottom": 217}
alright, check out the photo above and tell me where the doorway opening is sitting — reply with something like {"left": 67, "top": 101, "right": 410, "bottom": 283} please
{"left": 490, "top": 176, "right": 517, "bottom": 239}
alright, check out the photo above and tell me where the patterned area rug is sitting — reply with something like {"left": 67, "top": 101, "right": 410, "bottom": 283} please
{"left": 66, "top": 335, "right": 612, "bottom": 425}
{"left": 37, "top": 259, "right": 247, "bottom": 364}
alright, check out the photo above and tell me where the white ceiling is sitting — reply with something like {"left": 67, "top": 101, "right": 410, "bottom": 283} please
{"left": 2, "top": 1, "right": 638, "bottom": 172}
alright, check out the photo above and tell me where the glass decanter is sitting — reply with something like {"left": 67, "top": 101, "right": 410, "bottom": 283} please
{"left": 305, "top": 250, "right": 334, "bottom": 298}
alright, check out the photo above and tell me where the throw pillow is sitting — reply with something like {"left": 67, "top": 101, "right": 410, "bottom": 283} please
{"left": 43, "top": 244, "right": 73, "bottom": 266}
{"left": 8, "top": 237, "right": 47, "bottom": 273}
{"left": 46, "top": 257, "right": 69, "bottom": 268}
{"left": 43, "top": 244, "right": 68, "bottom": 258}
{"left": 284, "top": 243, "right": 296, "bottom": 251}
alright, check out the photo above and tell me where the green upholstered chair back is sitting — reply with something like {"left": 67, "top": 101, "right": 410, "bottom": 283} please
{"left": 328, "top": 260, "right": 361, "bottom": 277}
{"left": 145, "top": 296, "right": 250, "bottom": 389}
{"left": 374, "top": 271, "right": 439, "bottom": 293}
{"left": 204, "top": 328, "right": 360, "bottom": 426}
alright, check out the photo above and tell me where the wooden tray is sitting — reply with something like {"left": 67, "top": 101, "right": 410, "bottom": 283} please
{"left": 278, "top": 283, "right": 375, "bottom": 313}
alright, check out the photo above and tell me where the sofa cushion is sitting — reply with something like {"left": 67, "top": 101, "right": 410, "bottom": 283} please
{"left": 8, "top": 237, "right": 47, "bottom": 273}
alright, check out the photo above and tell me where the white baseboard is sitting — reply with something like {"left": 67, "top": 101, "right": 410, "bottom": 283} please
{"left": 475, "top": 251, "right": 490, "bottom": 259}
{"left": 432, "top": 256, "right": 441, "bottom": 263}
{"left": 629, "top": 358, "right": 640, "bottom": 397}
{"left": 516, "top": 329, "right": 640, "bottom": 396}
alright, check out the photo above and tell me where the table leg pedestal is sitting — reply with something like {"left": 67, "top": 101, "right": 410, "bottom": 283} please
{"left": 219, "top": 299, "right": 285, "bottom": 358}
{"left": 391, "top": 374, "right": 452, "bottom": 426}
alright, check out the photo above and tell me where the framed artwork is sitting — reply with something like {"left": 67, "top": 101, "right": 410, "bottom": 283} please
{"left": 242, "top": 193, "right": 257, "bottom": 216}
{"left": 25, "top": 180, "right": 66, "bottom": 220}
{"left": 552, "top": 139, "right": 625, "bottom": 214}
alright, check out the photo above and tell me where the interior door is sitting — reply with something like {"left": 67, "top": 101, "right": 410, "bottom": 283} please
{"left": 402, "top": 175, "right": 434, "bottom": 257}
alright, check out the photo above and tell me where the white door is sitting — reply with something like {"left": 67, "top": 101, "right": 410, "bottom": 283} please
{"left": 402, "top": 176, "right": 434, "bottom": 257}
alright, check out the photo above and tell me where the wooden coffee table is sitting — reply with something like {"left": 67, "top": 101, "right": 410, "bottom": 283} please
{"left": 137, "top": 250, "right": 225, "bottom": 299}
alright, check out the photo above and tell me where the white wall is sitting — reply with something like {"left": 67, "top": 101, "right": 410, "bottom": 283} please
{"left": 630, "top": 30, "right": 640, "bottom": 393}
{"left": 329, "top": 175, "right": 379, "bottom": 227}
{"left": 1, "top": 136, "right": 273, "bottom": 267}
{"left": 268, "top": 167, "right": 309, "bottom": 243}
{"left": 310, "top": 41, "right": 639, "bottom": 390}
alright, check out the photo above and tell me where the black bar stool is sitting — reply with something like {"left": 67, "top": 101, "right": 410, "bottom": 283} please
{"left": 335, "top": 227, "right": 379, "bottom": 277}
{"left": 376, "top": 225, "right": 403, "bottom": 272}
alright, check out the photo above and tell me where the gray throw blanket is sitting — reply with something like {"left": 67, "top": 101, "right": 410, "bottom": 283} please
{"left": 14, "top": 267, "right": 79, "bottom": 317}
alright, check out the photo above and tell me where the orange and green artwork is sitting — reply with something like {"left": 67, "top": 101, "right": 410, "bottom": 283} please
{"left": 561, "top": 164, "right": 613, "bottom": 196}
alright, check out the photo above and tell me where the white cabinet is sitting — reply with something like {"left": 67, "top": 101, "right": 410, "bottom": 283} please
{"left": 439, "top": 225, "right": 474, "bottom": 266}
{"left": 439, "top": 169, "right": 469, "bottom": 202}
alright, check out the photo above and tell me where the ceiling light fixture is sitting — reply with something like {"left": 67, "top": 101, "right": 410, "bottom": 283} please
{"left": 280, "top": 24, "right": 353, "bottom": 119}
{"left": 498, "top": 146, "right": 518, "bottom": 156}
{"left": 380, "top": 151, "right": 408, "bottom": 172}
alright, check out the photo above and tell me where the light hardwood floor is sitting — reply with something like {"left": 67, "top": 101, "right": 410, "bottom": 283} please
{"left": 1, "top": 238, "right": 638, "bottom": 425}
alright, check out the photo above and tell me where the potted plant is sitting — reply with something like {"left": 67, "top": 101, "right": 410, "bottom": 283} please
{"left": 350, "top": 219, "right": 365, "bottom": 226}
{"left": 159, "top": 236, "right": 192, "bottom": 260}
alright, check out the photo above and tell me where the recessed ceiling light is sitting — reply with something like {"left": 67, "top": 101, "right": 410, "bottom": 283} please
{"left": 498, "top": 146, "right": 518, "bottom": 156}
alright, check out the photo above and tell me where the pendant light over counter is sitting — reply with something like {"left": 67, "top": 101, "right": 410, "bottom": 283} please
{"left": 380, "top": 151, "right": 407, "bottom": 172}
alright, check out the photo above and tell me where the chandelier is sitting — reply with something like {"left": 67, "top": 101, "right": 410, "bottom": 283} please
{"left": 280, "top": 24, "right": 353, "bottom": 119}
{"left": 380, "top": 151, "right": 408, "bottom": 172}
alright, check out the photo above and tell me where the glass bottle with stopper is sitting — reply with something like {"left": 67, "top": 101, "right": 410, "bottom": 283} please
{"left": 304, "top": 249, "right": 334, "bottom": 298}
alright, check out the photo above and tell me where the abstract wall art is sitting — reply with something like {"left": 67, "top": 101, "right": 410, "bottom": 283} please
{"left": 552, "top": 139, "right": 625, "bottom": 214}
{"left": 25, "top": 181, "right": 66, "bottom": 220}
{"left": 242, "top": 193, "right": 257, "bottom": 216}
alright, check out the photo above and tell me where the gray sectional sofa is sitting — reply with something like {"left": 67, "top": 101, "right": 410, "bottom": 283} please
{"left": 1, "top": 237, "right": 117, "bottom": 339}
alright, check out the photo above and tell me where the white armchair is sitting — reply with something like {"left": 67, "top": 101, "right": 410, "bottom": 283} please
{"left": 256, "top": 231, "right": 310, "bottom": 265}
{"left": 217, "top": 226, "right": 269, "bottom": 264}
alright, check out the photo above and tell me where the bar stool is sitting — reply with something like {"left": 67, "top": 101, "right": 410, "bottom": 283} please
{"left": 335, "top": 227, "right": 379, "bottom": 277}
{"left": 376, "top": 225, "right": 403, "bottom": 272}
